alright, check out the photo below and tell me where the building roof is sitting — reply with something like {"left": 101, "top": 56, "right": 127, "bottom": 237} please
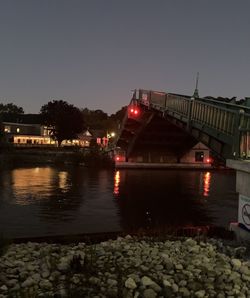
{"left": 0, "top": 113, "right": 42, "bottom": 124}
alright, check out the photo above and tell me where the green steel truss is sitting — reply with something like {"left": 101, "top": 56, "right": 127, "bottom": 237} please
{"left": 127, "top": 89, "right": 250, "bottom": 160}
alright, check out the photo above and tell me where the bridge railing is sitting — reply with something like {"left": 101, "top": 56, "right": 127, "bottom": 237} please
{"left": 165, "top": 94, "right": 189, "bottom": 117}
{"left": 136, "top": 89, "right": 250, "bottom": 158}
{"left": 191, "top": 100, "right": 236, "bottom": 136}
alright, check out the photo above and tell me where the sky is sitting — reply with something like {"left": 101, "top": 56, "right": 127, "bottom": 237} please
{"left": 0, "top": 0, "right": 250, "bottom": 115}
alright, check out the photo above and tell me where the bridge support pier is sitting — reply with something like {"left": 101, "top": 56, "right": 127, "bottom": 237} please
{"left": 226, "top": 159, "right": 250, "bottom": 242}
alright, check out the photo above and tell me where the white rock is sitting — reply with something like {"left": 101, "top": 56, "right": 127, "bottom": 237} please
{"left": 125, "top": 277, "right": 137, "bottom": 289}
{"left": 195, "top": 290, "right": 206, "bottom": 297}
{"left": 141, "top": 276, "right": 155, "bottom": 286}
{"left": 231, "top": 259, "right": 242, "bottom": 268}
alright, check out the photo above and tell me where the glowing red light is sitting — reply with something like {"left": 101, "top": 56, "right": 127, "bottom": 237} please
{"left": 134, "top": 110, "right": 138, "bottom": 115}
{"left": 116, "top": 156, "right": 120, "bottom": 161}
{"left": 206, "top": 158, "right": 211, "bottom": 163}
{"left": 130, "top": 108, "right": 134, "bottom": 113}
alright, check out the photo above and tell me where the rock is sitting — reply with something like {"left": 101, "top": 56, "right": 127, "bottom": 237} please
{"left": 141, "top": 276, "right": 155, "bottom": 286}
{"left": 240, "top": 265, "right": 250, "bottom": 275}
{"left": 163, "top": 279, "right": 171, "bottom": 287}
{"left": 234, "top": 247, "right": 247, "bottom": 258}
{"left": 231, "top": 259, "right": 241, "bottom": 268}
{"left": 32, "top": 273, "right": 41, "bottom": 282}
{"left": 184, "top": 238, "right": 197, "bottom": 246}
{"left": 195, "top": 290, "right": 206, "bottom": 297}
{"left": 6, "top": 279, "right": 18, "bottom": 287}
{"left": 0, "top": 285, "right": 7, "bottom": 292}
{"left": 89, "top": 276, "right": 101, "bottom": 285}
{"left": 57, "top": 257, "right": 70, "bottom": 272}
{"left": 41, "top": 270, "right": 50, "bottom": 278}
{"left": 125, "top": 277, "right": 137, "bottom": 289}
{"left": 175, "top": 263, "right": 183, "bottom": 270}
{"left": 150, "top": 282, "right": 161, "bottom": 293}
{"left": 21, "top": 277, "right": 35, "bottom": 287}
{"left": 179, "top": 287, "right": 190, "bottom": 297}
{"left": 107, "top": 278, "right": 117, "bottom": 287}
{"left": 242, "top": 274, "right": 250, "bottom": 282}
{"left": 143, "top": 288, "right": 157, "bottom": 298}
{"left": 172, "top": 283, "right": 178, "bottom": 292}
{"left": 39, "top": 279, "right": 52, "bottom": 290}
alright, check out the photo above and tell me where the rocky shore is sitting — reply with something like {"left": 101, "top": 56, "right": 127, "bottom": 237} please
{"left": 0, "top": 235, "right": 250, "bottom": 297}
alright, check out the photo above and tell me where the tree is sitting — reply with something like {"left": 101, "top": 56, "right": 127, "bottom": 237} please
{"left": 40, "top": 100, "right": 85, "bottom": 146}
{"left": 0, "top": 103, "right": 24, "bottom": 114}
{"left": 81, "top": 108, "right": 109, "bottom": 129}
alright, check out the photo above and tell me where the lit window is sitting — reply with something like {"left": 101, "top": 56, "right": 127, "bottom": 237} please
{"left": 4, "top": 126, "right": 11, "bottom": 133}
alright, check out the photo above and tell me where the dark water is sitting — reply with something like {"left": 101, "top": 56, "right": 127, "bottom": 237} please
{"left": 0, "top": 166, "right": 238, "bottom": 238}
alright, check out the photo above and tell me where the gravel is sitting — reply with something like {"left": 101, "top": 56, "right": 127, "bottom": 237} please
{"left": 0, "top": 235, "right": 250, "bottom": 297}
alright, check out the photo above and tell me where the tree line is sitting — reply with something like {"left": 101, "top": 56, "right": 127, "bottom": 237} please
{"left": 0, "top": 101, "right": 126, "bottom": 146}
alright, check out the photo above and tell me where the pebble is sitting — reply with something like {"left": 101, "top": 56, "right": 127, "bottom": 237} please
{"left": 125, "top": 277, "right": 137, "bottom": 289}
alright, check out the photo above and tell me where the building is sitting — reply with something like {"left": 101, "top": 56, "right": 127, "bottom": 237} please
{"left": 0, "top": 114, "right": 110, "bottom": 148}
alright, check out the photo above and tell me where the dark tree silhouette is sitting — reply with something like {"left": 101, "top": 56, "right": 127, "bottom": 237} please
{"left": 0, "top": 103, "right": 24, "bottom": 114}
{"left": 40, "top": 100, "right": 85, "bottom": 146}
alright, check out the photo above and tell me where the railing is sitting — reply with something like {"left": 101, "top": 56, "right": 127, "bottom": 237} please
{"left": 136, "top": 89, "right": 250, "bottom": 159}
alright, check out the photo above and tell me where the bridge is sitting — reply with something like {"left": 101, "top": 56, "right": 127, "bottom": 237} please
{"left": 116, "top": 89, "right": 250, "bottom": 241}
{"left": 116, "top": 89, "right": 250, "bottom": 162}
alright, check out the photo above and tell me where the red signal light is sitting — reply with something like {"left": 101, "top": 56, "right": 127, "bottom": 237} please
{"left": 128, "top": 105, "right": 140, "bottom": 117}
{"left": 116, "top": 156, "right": 120, "bottom": 161}
{"left": 206, "top": 158, "right": 211, "bottom": 163}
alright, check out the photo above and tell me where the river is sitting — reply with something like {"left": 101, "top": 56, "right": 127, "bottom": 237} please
{"left": 0, "top": 166, "right": 238, "bottom": 239}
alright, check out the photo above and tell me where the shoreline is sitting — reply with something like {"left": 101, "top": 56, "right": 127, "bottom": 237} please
{"left": 4, "top": 225, "right": 236, "bottom": 245}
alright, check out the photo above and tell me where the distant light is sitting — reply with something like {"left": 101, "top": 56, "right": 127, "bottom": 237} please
{"left": 116, "top": 156, "right": 120, "bottom": 161}
{"left": 134, "top": 110, "right": 138, "bottom": 115}
{"left": 111, "top": 132, "right": 115, "bottom": 137}
{"left": 206, "top": 158, "right": 211, "bottom": 163}
{"left": 130, "top": 108, "right": 134, "bottom": 113}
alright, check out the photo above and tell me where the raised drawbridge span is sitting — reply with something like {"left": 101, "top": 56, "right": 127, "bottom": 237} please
{"left": 116, "top": 89, "right": 250, "bottom": 161}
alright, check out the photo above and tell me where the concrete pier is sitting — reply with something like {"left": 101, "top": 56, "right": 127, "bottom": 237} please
{"left": 226, "top": 159, "right": 250, "bottom": 241}
{"left": 115, "top": 162, "right": 212, "bottom": 169}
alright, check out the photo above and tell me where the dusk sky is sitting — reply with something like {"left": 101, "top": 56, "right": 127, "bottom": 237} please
{"left": 0, "top": 0, "right": 249, "bottom": 115}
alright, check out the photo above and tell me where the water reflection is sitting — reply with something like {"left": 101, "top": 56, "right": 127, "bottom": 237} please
{"left": 58, "top": 171, "right": 69, "bottom": 192}
{"left": 10, "top": 168, "right": 71, "bottom": 205}
{"left": 113, "top": 170, "right": 120, "bottom": 195}
{"left": 115, "top": 170, "right": 215, "bottom": 231}
{"left": 0, "top": 166, "right": 238, "bottom": 238}
{"left": 203, "top": 172, "right": 211, "bottom": 197}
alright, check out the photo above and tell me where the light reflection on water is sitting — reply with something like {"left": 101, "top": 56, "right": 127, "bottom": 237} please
{"left": 203, "top": 172, "right": 211, "bottom": 197}
{"left": 113, "top": 170, "right": 120, "bottom": 195}
{"left": 0, "top": 166, "right": 238, "bottom": 238}
{"left": 10, "top": 168, "right": 71, "bottom": 205}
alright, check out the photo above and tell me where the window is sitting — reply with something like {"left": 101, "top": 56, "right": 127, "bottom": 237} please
{"left": 4, "top": 126, "right": 11, "bottom": 133}
{"left": 195, "top": 151, "right": 204, "bottom": 162}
